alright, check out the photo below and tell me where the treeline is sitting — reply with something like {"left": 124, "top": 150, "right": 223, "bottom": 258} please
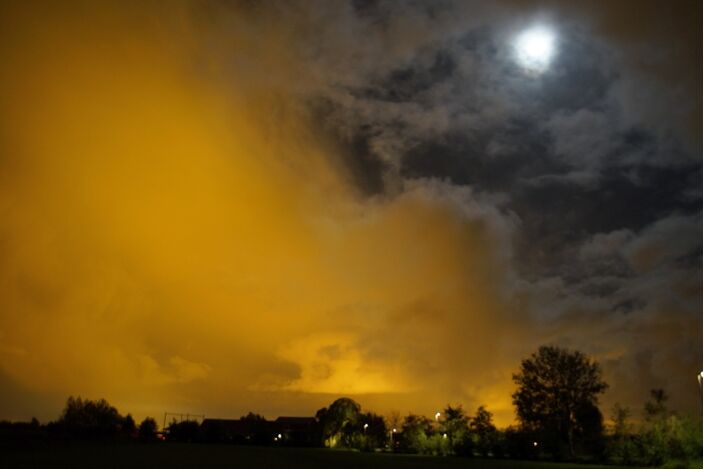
{"left": 315, "top": 397, "right": 505, "bottom": 456}
{"left": 50, "top": 396, "right": 159, "bottom": 441}
{"left": 313, "top": 390, "right": 701, "bottom": 467}
{"left": 0, "top": 396, "right": 159, "bottom": 443}
{"left": 1, "top": 346, "right": 700, "bottom": 467}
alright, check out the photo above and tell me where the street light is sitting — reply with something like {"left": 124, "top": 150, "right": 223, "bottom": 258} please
{"left": 390, "top": 428, "right": 397, "bottom": 447}
{"left": 363, "top": 423, "right": 368, "bottom": 434}
{"left": 435, "top": 412, "right": 441, "bottom": 422}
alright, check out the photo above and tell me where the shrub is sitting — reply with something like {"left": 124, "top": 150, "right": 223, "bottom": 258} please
{"left": 138, "top": 417, "right": 158, "bottom": 441}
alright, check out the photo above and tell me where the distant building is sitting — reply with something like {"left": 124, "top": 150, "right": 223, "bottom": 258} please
{"left": 200, "top": 418, "right": 252, "bottom": 443}
{"left": 200, "top": 416, "right": 317, "bottom": 446}
{"left": 273, "top": 417, "right": 317, "bottom": 446}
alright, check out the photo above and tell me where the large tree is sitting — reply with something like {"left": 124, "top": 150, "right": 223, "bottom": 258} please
{"left": 138, "top": 417, "right": 158, "bottom": 441}
{"left": 512, "top": 345, "right": 608, "bottom": 458}
{"left": 441, "top": 405, "right": 471, "bottom": 455}
{"left": 315, "top": 397, "right": 361, "bottom": 448}
{"left": 54, "top": 396, "right": 124, "bottom": 437}
{"left": 400, "top": 414, "right": 433, "bottom": 453}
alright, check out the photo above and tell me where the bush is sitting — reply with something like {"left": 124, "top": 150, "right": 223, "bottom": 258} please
{"left": 606, "top": 394, "right": 702, "bottom": 467}
{"left": 138, "top": 417, "right": 158, "bottom": 441}
{"left": 422, "top": 433, "right": 452, "bottom": 456}
{"left": 640, "top": 415, "right": 702, "bottom": 466}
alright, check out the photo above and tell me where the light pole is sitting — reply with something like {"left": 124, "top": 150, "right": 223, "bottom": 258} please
{"left": 435, "top": 412, "right": 441, "bottom": 422}
{"left": 390, "top": 428, "right": 396, "bottom": 449}
{"left": 363, "top": 423, "right": 368, "bottom": 434}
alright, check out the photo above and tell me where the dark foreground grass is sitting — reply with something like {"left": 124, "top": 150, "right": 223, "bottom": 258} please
{"left": 3, "top": 442, "right": 645, "bottom": 469}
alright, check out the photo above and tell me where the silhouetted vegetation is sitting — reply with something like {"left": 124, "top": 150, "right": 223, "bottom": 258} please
{"left": 315, "top": 397, "right": 362, "bottom": 448}
{"left": 442, "top": 404, "right": 473, "bottom": 455}
{"left": 138, "top": 417, "right": 158, "bottom": 441}
{"left": 239, "top": 412, "right": 271, "bottom": 445}
{"left": 47, "top": 396, "right": 138, "bottom": 439}
{"left": 353, "top": 411, "right": 388, "bottom": 451}
{"left": 470, "top": 406, "right": 500, "bottom": 456}
{"left": 0, "top": 417, "right": 45, "bottom": 444}
{"left": 123, "top": 414, "right": 137, "bottom": 437}
{"left": 606, "top": 389, "right": 702, "bottom": 467}
{"left": 398, "top": 414, "right": 435, "bottom": 454}
{"left": 1, "top": 346, "right": 700, "bottom": 467}
{"left": 512, "top": 345, "right": 608, "bottom": 459}
{"left": 166, "top": 420, "right": 200, "bottom": 442}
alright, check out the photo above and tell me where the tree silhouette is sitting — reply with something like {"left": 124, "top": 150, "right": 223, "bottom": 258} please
{"left": 315, "top": 397, "right": 361, "bottom": 448}
{"left": 469, "top": 406, "right": 498, "bottom": 456}
{"left": 122, "top": 414, "right": 136, "bottom": 437}
{"left": 56, "top": 396, "right": 123, "bottom": 437}
{"left": 512, "top": 345, "right": 608, "bottom": 458}
{"left": 138, "top": 417, "right": 158, "bottom": 441}
{"left": 400, "top": 414, "right": 433, "bottom": 453}
{"left": 442, "top": 405, "right": 471, "bottom": 455}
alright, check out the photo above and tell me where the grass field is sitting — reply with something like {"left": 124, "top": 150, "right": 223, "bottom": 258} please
{"left": 3, "top": 443, "right": 645, "bottom": 469}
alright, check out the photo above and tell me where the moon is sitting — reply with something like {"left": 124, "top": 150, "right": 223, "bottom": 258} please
{"left": 514, "top": 26, "right": 556, "bottom": 73}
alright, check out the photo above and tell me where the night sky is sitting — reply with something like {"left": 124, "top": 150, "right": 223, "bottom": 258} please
{"left": 0, "top": 1, "right": 701, "bottom": 426}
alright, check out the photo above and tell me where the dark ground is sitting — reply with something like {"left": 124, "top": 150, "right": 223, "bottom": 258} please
{"left": 2, "top": 442, "right": 644, "bottom": 469}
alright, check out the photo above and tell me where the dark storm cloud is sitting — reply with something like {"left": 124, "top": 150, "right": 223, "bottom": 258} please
{"left": 313, "top": 0, "right": 700, "bottom": 260}
{"left": 301, "top": 0, "right": 700, "bottom": 415}
{"left": 310, "top": 98, "right": 389, "bottom": 196}
{"left": 313, "top": 4, "right": 697, "bottom": 201}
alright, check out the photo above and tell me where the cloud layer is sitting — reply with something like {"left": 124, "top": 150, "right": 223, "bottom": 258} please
{"left": 0, "top": 1, "right": 700, "bottom": 426}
